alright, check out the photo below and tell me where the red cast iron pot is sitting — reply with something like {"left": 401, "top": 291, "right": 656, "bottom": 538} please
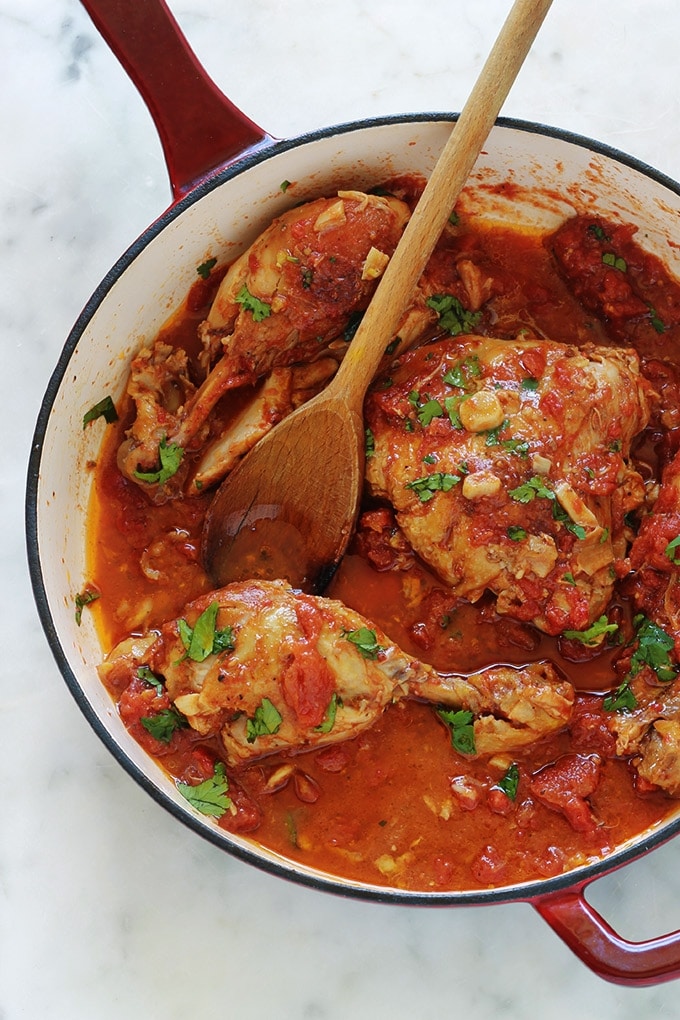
{"left": 26, "top": 0, "right": 680, "bottom": 985}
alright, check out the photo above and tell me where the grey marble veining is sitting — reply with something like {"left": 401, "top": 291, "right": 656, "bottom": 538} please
{"left": 3, "top": 1, "right": 680, "bottom": 1016}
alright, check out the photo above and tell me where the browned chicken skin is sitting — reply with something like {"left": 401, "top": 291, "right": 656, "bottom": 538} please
{"left": 100, "top": 580, "right": 573, "bottom": 767}
{"left": 365, "top": 334, "right": 651, "bottom": 635}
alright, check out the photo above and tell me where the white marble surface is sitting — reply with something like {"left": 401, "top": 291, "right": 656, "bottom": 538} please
{"left": 4, "top": 0, "right": 680, "bottom": 1015}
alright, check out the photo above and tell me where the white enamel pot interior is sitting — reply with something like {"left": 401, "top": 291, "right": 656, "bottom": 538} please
{"left": 24, "top": 0, "right": 680, "bottom": 988}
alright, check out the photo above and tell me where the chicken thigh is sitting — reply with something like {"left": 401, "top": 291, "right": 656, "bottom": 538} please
{"left": 365, "top": 334, "right": 651, "bottom": 635}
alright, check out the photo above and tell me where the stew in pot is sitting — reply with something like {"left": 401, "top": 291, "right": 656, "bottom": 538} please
{"left": 84, "top": 176, "right": 680, "bottom": 891}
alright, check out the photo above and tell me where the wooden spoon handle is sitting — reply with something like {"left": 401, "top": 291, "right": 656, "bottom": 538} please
{"left": 333, "top": 0, "right": 553, "bottom": 403}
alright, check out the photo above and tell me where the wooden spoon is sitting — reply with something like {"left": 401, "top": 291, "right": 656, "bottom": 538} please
{"left": 202, "top": 0, "right": 553, "bottom": 593}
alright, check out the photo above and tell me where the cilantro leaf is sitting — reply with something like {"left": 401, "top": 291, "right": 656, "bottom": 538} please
{"left": 315, "top": 693, "right": 339, "bottom": 734}
{"left": 141, "top": 707, "right": 188, "bottom": 744}
{"left": 629, "top": 616, "right": 677, "bottom": 683}
{"left": 246, "top": 698, "right": 283, "bottom": 742}
{"left": 83, "top": 395, "right": 118, "bottom": 429}
{"left": 343, "top": 627, "right": 384, "bottom": 660}
{"left": 406, "top": 471, "right": 461, "bottom": 502}
{"left": 365, "top": 427, "right": 375, "bottom": 459}
{"left": 442, "top": 354, "right": 482, "bottom": 390}
{"left": 133, "top": 436, "right": 184, "bottom": 486}
{"left": 508, "top": 476, "right": 553, "bottom": 503}
{"left": 436, "top": 707, "right": 476, "bottom": 755}
{"left": 196, "top": 256, "right": 217, "bottom": 279}
{"left": 603, "top": 680, "right": 637, "bottom": 713}
{"left": 665, "top": 535, "right": 680, "bottom": 564}
{"left": 496, "top": 763, "right": 520, "bottom": 800}
{"left": 562, "top": 615, "right": 618, "bottom": 647}
{"left": 74, "top": 588, "right": 100, "bottom": 626}
{"left": 178, "top": 601, "right": 235, "bottom": 663}
{"left": 507, "top": 526, "right": 527, "bottom": 541}
{"left": 235, "top": 285, "right": 272, "bottom": 322}
{"left": 602, "top": 252, "right": 627, "bottom": 272}
{"left": 137, "top": 665, "right": 164, "bottom": 694}
{"left": 427, "top": 295, "right": 482, "bottom": 338}
{"left": 178, "top": 762, "right": 231, "bottom": 817}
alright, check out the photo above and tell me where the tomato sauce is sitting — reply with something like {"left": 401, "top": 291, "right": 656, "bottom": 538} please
{"left": 89, "top": 208, "right": 680, "bottom": 892}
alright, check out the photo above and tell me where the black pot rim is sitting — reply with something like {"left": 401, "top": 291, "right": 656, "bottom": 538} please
{"left": 26, "top": 112, "right": 680, "bottom": 907}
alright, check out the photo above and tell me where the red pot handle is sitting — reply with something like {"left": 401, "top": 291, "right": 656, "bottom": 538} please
{"left": 534, "top": 883, "right": 680, "bottom": 986}
{"left": 79, "top": 0, "right": 273, "bottom": 200}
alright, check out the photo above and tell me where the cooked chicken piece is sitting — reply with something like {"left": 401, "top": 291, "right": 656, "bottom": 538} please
{"left": 365, "top": 335, "right": 651, "bottom": 634}
{"left": 118, "top": 190, "right": 410, "bottom": 498}
{"left": 100, "top": 579, "right": 574, "bottom": 766}
{"left": 606, "top": 672, "right": 680, "bottom": 795}
{"left": 188, "top": 358, "right": 338, "bottom": 493}
{"left": 409, "top": 660, "right": 574, "bottom": 754}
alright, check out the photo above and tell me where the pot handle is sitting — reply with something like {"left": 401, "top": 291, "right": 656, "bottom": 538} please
{"left": 534, "top": 883, "right": 680, "bottom": 986}
{"left": 79, "top": 0, "right": 273, "bottom": 200}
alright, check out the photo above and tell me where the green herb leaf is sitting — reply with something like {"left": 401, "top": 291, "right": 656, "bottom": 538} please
{"left": 442, "top": 354, "right": 482, "bottom": 389}
{"left": 137, "top": 665, "right": 164, "bottom": 694}
{"left": 507, "top": 526, "right": 527, "bottom": 541}
{"left": 235, "top": 284, "right": 272, "bottom": 322}
{"left": 603, "top": 680, "right": 637, "bottom": 713}
{"left": 178, "top": 761, "right": 231, "bottom": 817}
{"left": 563, "top": 615, "right": 618, "bottom": 647}
{"left": 496, "top": 763, "right": 520, "bottom": 800}
{"left": 437, "top": 707, "right": 476, "bottom": 755}
{"left": 521, "top": 377, "right": 540, "bottom": 391}
{"left": 365, "top": 427, "right": 375, "bottom": 459}
{"left": 196, "top": 256, "right": 217, "bottom": 279}
{"left": 602, "top": 252, "right": 627, "bottom": 272}
{"left": 280, "top": 180, "right": 292, "bottom": 192}
{"left": 74, "top": 588, "right": 100, "bottom": 626}
{"left": 417, "top": 398, "right": 445, "bottom": 426}
{"left": 588, "top": 223, "right": 609, "bottom": 242}
{"left": 648, "top": 305, "right": 666, "bottom": 334}
{"left": 629, "top": 616, "right": 677, "bottom": 683}
{"left": 133, "top": 436, "right": 184, "bottom": 486}
{"left": 406, "top": 471, "right": 461, "bottom": 502}
{"left": 508, "top": 476, "right": 553, "bottom": 503}
{"left": 427, "top": 295, "right": 482, "bottom": 338}
{"left": 141, "top": 707, "right": 188, "bottom": 744}
{"left": 343, "top": 627, "right": 384, "bottom": 660}
{"left": 665, "top": 535, "right": 680, "bottom": 564}
{"left": 315, "top": 693, "right": 339, "bottom": 733}
{"left": 83, "top": 395, "right": 118, "bottom": 429}
{"left": 246, "top": 698, "right": 283, "bottom": 742}
{"left": 178, "top": 601, "right": 235, "bottom": 663}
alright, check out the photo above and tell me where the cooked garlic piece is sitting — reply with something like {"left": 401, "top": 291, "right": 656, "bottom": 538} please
{"left": 459, "top": 390, "right": 505, "bottom": 432}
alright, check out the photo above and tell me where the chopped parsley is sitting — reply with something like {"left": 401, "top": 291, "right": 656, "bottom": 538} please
{"left": 436, "top": 707, "right": 476, "bottom": 755}
{"left": 602, "top": 252, "right": 627, "bottom": 272}
{"left": 315, "top": 693, "right": 339, "bottom": 734}
{"left": 365, "top": 427, "right": 375, "bottom": 459}
{"left": 235, "top": 284, "right": 272, "bottom": 322}
{"left": 587, "top": 223, "right": 609, "bottom": 242}
{"left": 133, "top": 436, "right": 184, "bottom": 486}
{"left": 137, "top": 665, "right": 164, "bottom": 694}
{"left": 495, "top": 763, "right": 520, "bottom": 800}
{"left": 74, "top": 588, "right": 100, "bottom": 626}
{"left": 665, "top": 535, "right": 680, "bottom": 564}
{"left": 521, "top": 377, "right": 540, "bottom": 391}
{"left": 177, "top": 601, "right": 235, "bottom": 663}
{"left": 507, "top": 526, "right": 527, "bottom": 541}
{"left": 178, "top": 761, "right": 231, "bottom": 817}
{"left": 406, "top": 471, "right": 461, "bottom": 502}
{"left": 563, "top": 615, "right": 619, "bottom": 647}
{"left": 141, "top": 707, "right": 188, "bottom": 744}
{"left": 603, "top": 680, "right": 637, "bottom": 713}
{"left": 280, "top": 180, "right": 292, "bottom": 192}
{"left": 417, "top": 398, "right": 445, "bottom": 426}
{"left": 649, "top": 305, "right": 666, "bottom": 334}
{"left": 83, "top": 395, "right": 118, "bottom": 429}
{"left": 246, "top": 698, "right": 283, "bottom": 742}
{"left": 628, "top": 615, "right": 677, "bottom": 684}
{"left": 508, "top": 476, "right": 553, "bottom": 503}
{"left": 196, "top": 256, "right": 217, "bottom": 279}
{"left": 442, "top": 354, "right": 482, "bottom": 390}
{"left": 427, "top": 294, "right": 482, "bottom": 337}
{"left": 343, "top": 627, "right": 384, "bottom": 659}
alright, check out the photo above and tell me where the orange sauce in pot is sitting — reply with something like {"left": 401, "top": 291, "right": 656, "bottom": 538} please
{"left": 87, "top": 207, "right": 680, "bottom": 893}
